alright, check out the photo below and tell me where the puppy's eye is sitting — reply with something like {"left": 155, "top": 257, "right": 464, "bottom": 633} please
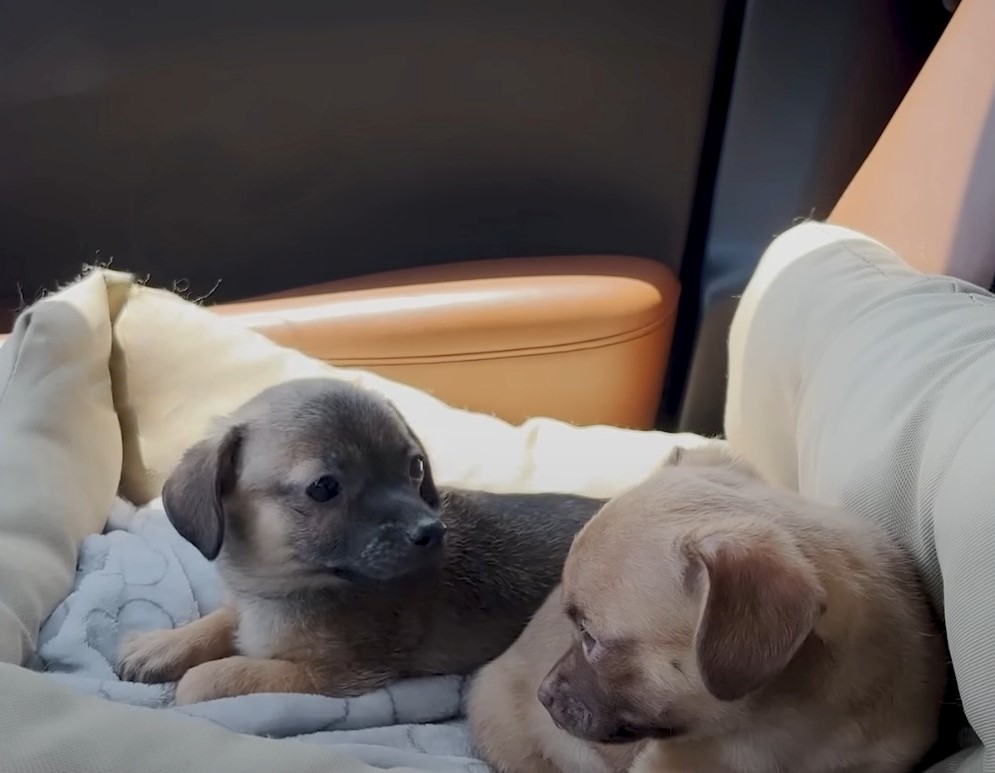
{"left": 409, "top": 454, "right": 425, "bottom": 481}
{"left": 581, "top": 628, "right": 598, "bottom": 658}
{"left": 306, "top": 475, "right": 340, "bottom": 503}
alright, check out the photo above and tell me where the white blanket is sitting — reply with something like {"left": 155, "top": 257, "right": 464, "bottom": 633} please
{"left": 33, "top": 499, "right": 488, "bottom": 772}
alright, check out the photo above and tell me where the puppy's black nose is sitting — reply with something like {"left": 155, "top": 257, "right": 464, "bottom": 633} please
{"left": 406, "top": 518, "right": 446, "bottom": 548}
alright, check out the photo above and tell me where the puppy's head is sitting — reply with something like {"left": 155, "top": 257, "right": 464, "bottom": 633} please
{"left": 162, "top": 378, "right": 444, "bottom": 588}
{"left": 538, "top": 463, "right": 826, "bottom": 745}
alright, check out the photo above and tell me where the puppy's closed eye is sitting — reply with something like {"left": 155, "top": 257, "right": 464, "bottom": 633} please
{"left": 306, "top": 475, "right": 341, "bottom": 503}
{"left": 580, "top": 626, "right": 601, "bottom": 660}
{"left": 570, "top": 611, "right": 606, "bottom": 662}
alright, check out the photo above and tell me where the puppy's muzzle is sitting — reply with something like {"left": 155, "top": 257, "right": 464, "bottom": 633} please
{"left": 538, "top": 673, "right": 597, "bottom": 739}
{"left": 351, "top": 509, "right": 447, "bottom": 581}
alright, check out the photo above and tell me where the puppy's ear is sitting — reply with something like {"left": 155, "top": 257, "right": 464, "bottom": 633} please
{"left": 385, "top": 403, "right": 440, "bottom": 508}
{"left": 686, "top": 534, "right": 825, "bottom": 701}
{"left": 162, "top": 425, "right": 244, "bottom": 560}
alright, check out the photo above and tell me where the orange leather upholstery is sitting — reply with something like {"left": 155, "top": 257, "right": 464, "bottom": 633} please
{"left": 214, "top": 256, "right": 680, "bottom": 429}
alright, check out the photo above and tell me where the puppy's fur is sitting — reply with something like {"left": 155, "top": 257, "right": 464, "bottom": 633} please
{"left": 467, "top": 448, "right": 946, "bottom": 773}
{"left": 117, "top": 378, "right": 604, "bottom": 704}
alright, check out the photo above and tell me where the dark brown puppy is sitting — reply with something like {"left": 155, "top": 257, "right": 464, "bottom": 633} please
{"left": 116, "top": 378, "right": 604, "bottom": 704}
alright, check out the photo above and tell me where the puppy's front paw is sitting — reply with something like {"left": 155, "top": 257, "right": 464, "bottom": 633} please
{"left": 174, "top": 660, "right": 233, "bottom": 705}
{"left": 174, "top": 655, "right": 319, "bottom": 705}
{"left": 117, "top": 628, "right": 195, "bottom": 684}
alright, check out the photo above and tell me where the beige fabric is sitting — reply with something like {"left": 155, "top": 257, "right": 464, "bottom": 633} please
{"left": 112, "top": 281, "right": 705, "bottom": 505}
{"left": 0, "top": 272, "right": 121, "bottom": 665}
{"left": 728, "top": 221, "right": 992, "bottom": 772}
{"left": 0, "top": 269, "right": 710, "bottom": 772}
{"left": 0, "top": 662, "right": 428, "bottom": 773}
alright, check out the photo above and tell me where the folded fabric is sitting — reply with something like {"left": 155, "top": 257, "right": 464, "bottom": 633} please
{"left": 111, "top": 276, "right": 708, "bottom": 505}
{"left": 0, "top": 273, "right": 122, "bottom": 666}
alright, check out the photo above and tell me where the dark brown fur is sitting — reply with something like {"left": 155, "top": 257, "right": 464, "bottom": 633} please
{"left": 116, "top": 378, "right": 603, "bottom": 703}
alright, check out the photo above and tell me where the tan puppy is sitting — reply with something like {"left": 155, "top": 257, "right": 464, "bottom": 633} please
{"left": 467, "top": 448, "right": 946, "bottom": 773}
